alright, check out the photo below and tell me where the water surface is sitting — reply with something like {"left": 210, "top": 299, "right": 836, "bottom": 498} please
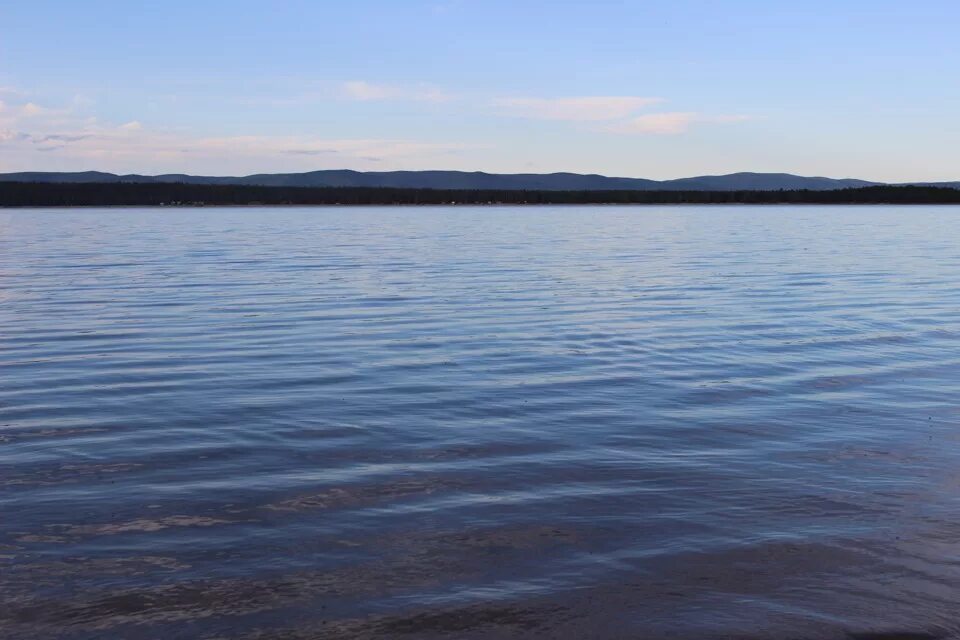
{"left": 3, "top": 205, "right": 960, "bottom": 639}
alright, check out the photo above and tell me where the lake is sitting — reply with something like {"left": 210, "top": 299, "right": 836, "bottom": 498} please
{"left": 3, "top": 205, "right": 960, "bottom": 639}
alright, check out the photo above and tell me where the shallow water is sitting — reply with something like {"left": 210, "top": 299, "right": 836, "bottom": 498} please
{"left": 2, "top": 205, "right": 960, "bottom": 639}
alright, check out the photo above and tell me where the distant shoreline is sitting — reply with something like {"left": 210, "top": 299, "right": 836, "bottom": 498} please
{"left": 3, "top": 182, "right": 960, "bottom": 207}
{"left": 6, "top": 202, "right": 960, "bottom": 210}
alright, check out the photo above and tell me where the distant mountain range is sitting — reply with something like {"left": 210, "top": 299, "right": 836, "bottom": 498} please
{"left": 1, "top": 170, "right": 958, "bottom": 191}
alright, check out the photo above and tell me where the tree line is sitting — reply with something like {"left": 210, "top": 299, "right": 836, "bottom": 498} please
{"left": 2, "top": 182, "right": 960, "bottom": 207}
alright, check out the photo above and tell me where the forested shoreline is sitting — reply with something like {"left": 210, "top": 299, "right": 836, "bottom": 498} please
{"left": 2, "top": 182, "right": 960, "bottom": 207}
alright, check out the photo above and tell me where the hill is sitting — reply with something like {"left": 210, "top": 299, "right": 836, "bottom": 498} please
{"left": 0, "top": 170, "right": 898, "bottom": 191}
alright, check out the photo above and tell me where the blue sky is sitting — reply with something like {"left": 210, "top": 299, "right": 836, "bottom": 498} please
{"left": 2, "top": 1, "right": 959, "bottom": 180}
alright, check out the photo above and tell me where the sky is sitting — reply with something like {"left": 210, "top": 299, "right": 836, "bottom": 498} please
{"left": 2, "top": 0, "right": 959, "bottom": 181}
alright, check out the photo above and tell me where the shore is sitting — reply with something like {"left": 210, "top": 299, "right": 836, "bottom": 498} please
{"left": 3, "top": 183, "right": 960, "bottom": 208}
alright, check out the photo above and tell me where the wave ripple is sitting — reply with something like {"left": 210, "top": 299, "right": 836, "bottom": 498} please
{"left": 3, "top": 206, "right": 960, "bottom": 639}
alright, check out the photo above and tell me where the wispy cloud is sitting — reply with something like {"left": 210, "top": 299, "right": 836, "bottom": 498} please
{"left": 341, "top": 81, "right": 455, "bottom": 103}
{"left": 0, "top": 92, "right": 91, "bottom": 133}
{"left": 606, "top": 112, "right": 751, "bottom": 135}
{"left": 2, "top": 120, "right": 483, "bottom": 173}
{"left": 0, "top": 79, "right": 752, "bottom": 175}
{"left": 608, "top": 112, "right": 697, "bottom": 134}
{"left": 31, "top": 133, "right": 94, "bottom": 143}
{"left": 281, "top": 148, "right": 341, "bottom": 156}
{"left": 0, "top": 86, "right": 485, "bottom": 173}
{"left": 491, "top": 94, "right": 751, "bottom": 135}
{"left": 21, "top": 102, "right": 51, "bottom": 117}
{"left": 492, "top": 96, "right": 663, "bottom": 121}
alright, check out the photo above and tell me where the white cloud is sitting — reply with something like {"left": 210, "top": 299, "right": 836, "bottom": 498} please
{"left": 119, "top": 120, "right": 143, "bottom": 131}
{"left": 341, "top": 81, "right": 454, "bottom": 103}
{"left": 21, "top": 102, "right": 47, "bottom": 117}
{"left": 0, "top": 99, "right": 75, "bottom": 126}
{"left": 492, "top": 96, "right": 663, "bottom": 121}
{"left": 342, "top": 81, "right": 393, "bottom": 101}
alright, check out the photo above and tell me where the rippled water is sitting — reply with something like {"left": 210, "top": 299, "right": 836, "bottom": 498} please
{"left": 3, "top": 205, "right": 960, "bottom": 639}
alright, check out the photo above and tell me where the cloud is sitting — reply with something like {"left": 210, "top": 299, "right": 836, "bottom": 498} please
{"left": 282, "top": 148, "right": 340, "bottom": 155}
{"left": 0, "top": 118, "right": 485, "bottom": 173}
{"left": 2, "top": 132, "right": 95, "bottom": 145}
{"left": 18, "top": 102, "right": 76, "bottom": 119}
{"left": 608, "top": 112, "right": 697, "bottom": 134}
{"left": 341, "top": 81, "right": 454, "bottom": 103}
{"left": 0, "top": 87, "right": 480, "bottom": 170}
{"left": 606, "top": 112, "right": 752, "bottom": 135}
{"left": 342, "top": 81, "right": 393, "bottom": 101}
{"left": 491, "top": 95, "right": 751, "bottom": 135}
{"left": 492, "top": 96, "right": 663, "bottom": 121}
{"left": 35, "top": 133, "right": 93, "bottom": 143}
{"left": 20, "top": 102, "right": 48, "bottom": 117}
{"left": 0, "top": 97, "right": 78, "bottom": 130}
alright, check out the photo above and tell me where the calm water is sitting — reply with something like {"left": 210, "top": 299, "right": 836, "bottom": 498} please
{"left": 3, "top": 205, "right": 960, "bottom": 639}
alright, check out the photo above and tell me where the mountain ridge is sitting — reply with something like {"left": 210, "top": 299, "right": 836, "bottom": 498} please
{"left": 1, "top": 170, "right": 957, "bottom": 191}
